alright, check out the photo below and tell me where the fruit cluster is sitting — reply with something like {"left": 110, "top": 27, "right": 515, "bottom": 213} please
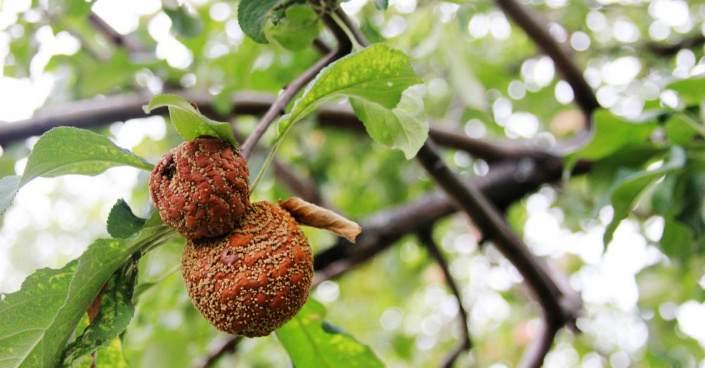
{"left": 149, "top": 137, "right": 314, "bottom": 337}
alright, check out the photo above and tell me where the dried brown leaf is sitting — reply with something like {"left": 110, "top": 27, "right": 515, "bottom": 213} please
{"left": 278, "top": 197, "right": 361, "bottom": 242}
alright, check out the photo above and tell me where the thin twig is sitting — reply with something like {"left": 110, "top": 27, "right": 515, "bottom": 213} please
{"left": 240, "top": 13, "right": 353, "bottom": 160}
{"left": 418, "top": 228, "right": 472, "bottom": 368}
{"left": 192, "top": 335, "right": 243, "bottom": 368}
{"left": 88, "top": 12, "right": 146, "bottom": 54}
{"left": 233, "top": 127, "right": 331, "bottom": 208}
{"left": 313, "top": 38, "right": 333, "bottom": 55}
{"left": 334, "top": 8, "right": 368, "bottom": 47}
{"left": 516, "top": 320, "right": 560, "bottom": 368}
{"left": 647, "top": 34, "right": 705, "bottom": 56}
{"left": 494, "top": 0, "right": 599, "bottom": 119}
{"left": 239, "top": 51, "right": 338, "bottom": 159}
{"left": 273, "top": 160, "right": 331, "bottom": 208}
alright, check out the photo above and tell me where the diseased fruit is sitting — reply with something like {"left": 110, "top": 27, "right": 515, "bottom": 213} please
{"left": 149, "top": 137, "right": 250, "bottom": 239}
{"left": 181, "top": 201, "right": 314, "bottom": 337}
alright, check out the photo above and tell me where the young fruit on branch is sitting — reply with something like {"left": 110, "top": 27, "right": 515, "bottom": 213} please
{"left": 149, "top": 137, "right": 250, "bottom": 239}
{"left": 181, "top": 201, "right": 314, "bottom": 337}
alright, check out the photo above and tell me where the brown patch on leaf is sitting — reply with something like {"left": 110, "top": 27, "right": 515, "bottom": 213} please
{"left": 87, "top": 282, "right": 109, "bottom": 323}
{"left": 278, "top": 197, "right": 361, "bottom": 243}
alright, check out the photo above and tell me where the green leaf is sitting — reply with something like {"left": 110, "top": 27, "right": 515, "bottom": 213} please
{"left": 588, "top": 144, "right": 663, "bottom": 207}
{"left": 443, "top": 38, "right": 487, "bottom": 111}
{"left": 163, "top": 6, "right": 204, "bottom": 38}
{"left": 652, "top": 172, "right": 681, "bottom": 217}
{"left": 49, "top": 0, "right": 92, "bottom": 16}
{"left": 95, "top": 338, "right": 129, "bottom": 368}
{"left": 278, "top": 44, "right": 426, "bottom": 158}
{"left": 0, "top": 262, "right": 77, "bottom": 368}
{"left": 107, "top": 199, "right": 147, "bottom": 239}
{"left": 21, "top": 127, "right": 154, "bottom": 186}
{"left": 604, "top": 146, "right": 686, "bottom": 246}
{"left": 0, "top": 224, "right": 172, "bottom": 368}
{"left": 265, "top": 5, "right": 320, "bottom": 51}
{"left": 673, "top": 172, "right": 705, "bottom": 237}
{"left": 350, "top": 85, "right": 428, "bottom": 158}
{"left": 238, "top": 0, "right": 284, "bottom": 44}
{"left": 0, "top": 127, "right": 153, "bottom": 217}
{"left": 371, "top": 0, "right": 389, "bottom": 10}
{"left": 665, "top": 114, "right": 700, "bottom": 145}
{"left": 143, "top": 94, "right": 238, "bottom": 146}
{"left": 668, "top": 77, "right": 705, "bottom": 105}
{"left": 660, "top": 218, "right": 694, "bottom": 261}
{"left": 568, "top": 109, "right": 658, "bottom": 163}
{"left": 72, "top": 337, "right": 129, "bottom": 368}
{"left": 282, "top": 44, "right": 423, "bottom": 131}
{"left": 277, "top": 299, "right": 385, "bottom": 368}
{"left": 665, "top": 114, "right": 705, "bottom": 145}
{"left": 144, "top": 210, "right": 164, "bottom": 228}
{"left": 0, "top": 175, "right": 20, "bottom": 216}
{"left": 61, "top": 258, "right": 138, "bottom": 368}
{"left": 69, "top": 315, "right": 91, "bottom": 368}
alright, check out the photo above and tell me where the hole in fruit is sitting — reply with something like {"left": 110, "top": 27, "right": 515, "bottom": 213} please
{"left": 163, "top": 160, "right": 176, "bottom": 180}
{"left": 221, "top": 248, "right": 236, "bottom": 264}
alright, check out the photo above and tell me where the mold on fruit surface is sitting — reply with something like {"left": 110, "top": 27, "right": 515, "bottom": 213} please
{"left": 181, "top": 201, "right": 314, "bottom": 337}
{"left": 149, "top": 137, "right": 250, "bottom": 239}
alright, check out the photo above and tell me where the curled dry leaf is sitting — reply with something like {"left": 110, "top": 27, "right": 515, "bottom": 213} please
{"left": 278, "top": 197, "right": 362, "bottom": 243}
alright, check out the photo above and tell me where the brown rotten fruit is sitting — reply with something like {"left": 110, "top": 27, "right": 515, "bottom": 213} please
{"left": 149, "top": 137, "right": 250, "bottom": 239}
{"left": 181, "top": 201, "right": 314, "bottom": 337}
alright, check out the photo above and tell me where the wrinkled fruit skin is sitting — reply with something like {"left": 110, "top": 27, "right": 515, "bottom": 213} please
{"left": 149, "top": 137, "right": 250, "bottom": 239}
{"left": 181, "top": 201, "right": 314, "bottom": 337}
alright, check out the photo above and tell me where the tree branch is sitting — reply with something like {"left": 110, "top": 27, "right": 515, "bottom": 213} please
{"left": 320, "top": 15, "right": 582, "bottom": 356}
{"left": 415, "top": 140, "right": 579, "bottom": 368}
{"left": 240, "top": 13, "right": 353, "bottom": 160}
{"left": 313, "top": 157, "right": 589, "bottom": 278}
{"left": 192, "top": 335, "right": 243, "bottom": 368}
{"left": 317, "top": 107, "right": 544, "bottom": 162}
{"left": 494, "top": 0, "right": 599, "bottom": 119}
{"left": 0, "top": 91, "right": 274, "bottom": 146}
{"left": 316, "top": 103, "right": 544, "bottom": 163}
{"left": 88, "top": 12, "right": 146, "bottom": 55}
{"left": 0, "top": 92, "right": 543, "bottom": 164}
{"left": 418, "top": 228, "right": 472, "bottom": 368}
{"left": 312, "top": 152, "right": 588, "bottom": 366}
{"left": 426, "top": 125, "right": 550, "bottom": 163}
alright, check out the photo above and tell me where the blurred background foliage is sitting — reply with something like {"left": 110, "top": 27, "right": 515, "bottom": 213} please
{"left": 2, "top": 0, "right": 705, "bottom": 367}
